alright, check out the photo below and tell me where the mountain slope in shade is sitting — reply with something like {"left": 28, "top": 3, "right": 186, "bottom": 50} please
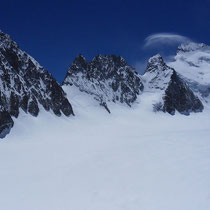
{"left": 63, "top": 54, "right": 144, "bottom": 112}
{"left": 142, "top": 54, "right": 203, "bottom": 115}
{"left": 0, "top": 31, "right": 74, "bottom": 137}
{"left": 168, "top": 42, "right": 210, "bottom": 100}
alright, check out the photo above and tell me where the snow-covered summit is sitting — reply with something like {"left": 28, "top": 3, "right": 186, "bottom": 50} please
{"left": 63, "top": 54, "right": 144, "bottom": 112}
{"left": 145, "top": 54, "right": 173, "bottom": 73}
{"left": 0, "top": 30, "right": 74, "bottom": 137}
{"left": 145, "top": 54, "right": 169, "bottom": 73}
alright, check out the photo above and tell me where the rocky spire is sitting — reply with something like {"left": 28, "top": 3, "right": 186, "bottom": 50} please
{"left": 145, "top": 54, "right": 170, "bottom": 73}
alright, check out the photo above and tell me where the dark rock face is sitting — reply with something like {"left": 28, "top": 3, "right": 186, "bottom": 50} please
{"left": 163, "top": 71, "right": 204, "bottom": 115}
{"left": 0, "top": 30, "right": 74, "bottom": 137}
{"left": 63, "top": 54, "right": 144, "bottom": 111}
{"left": 0, "top": 107, "right": 14, "bottom": 138}
{"left": 144, "top": 54, "right": 204, "bottom": 115}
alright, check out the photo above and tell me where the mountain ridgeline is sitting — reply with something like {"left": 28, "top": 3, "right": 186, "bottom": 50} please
{"left": 0, "top": 30, "right": 208, "bottom": 138}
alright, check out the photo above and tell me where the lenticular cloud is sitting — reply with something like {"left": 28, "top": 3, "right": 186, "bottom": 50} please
{"left": 144, "top": 33, "right": 191, "bottom": 47}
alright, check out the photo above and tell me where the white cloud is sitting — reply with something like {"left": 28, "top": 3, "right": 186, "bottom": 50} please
{"left": 144, "top": 33, "right": 191, "bottom": 48}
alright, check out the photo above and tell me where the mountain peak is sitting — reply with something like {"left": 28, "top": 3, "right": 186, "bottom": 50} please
{"left": 92, "top": 54, "right": 127, "bottom": 66}
{"left": 72, "top": 54, "right": 87, "bottom": 69}
{"left": 0, "top": 30, "right": 9, "bottom": 38}
{"left": 74, "top": 54, "right": 86, "bottom": 62}
{"left": 0, "top": 30, "right": 18, "bottom": 49}
{"left": 145, "top": 54, "right": 168, "bottom": 73}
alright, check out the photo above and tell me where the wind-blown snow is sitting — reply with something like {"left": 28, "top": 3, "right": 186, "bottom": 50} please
{"left": 0, "top": 86, "right": 210, "bottom": 210}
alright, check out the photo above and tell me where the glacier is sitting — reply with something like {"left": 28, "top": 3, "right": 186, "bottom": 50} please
{"left": 0, "top": 85, "right": 210, "bottom": 210}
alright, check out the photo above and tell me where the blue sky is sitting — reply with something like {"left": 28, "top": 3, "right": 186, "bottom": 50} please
{"left": 1, "top": 0, "right": 210, "bottom": 82}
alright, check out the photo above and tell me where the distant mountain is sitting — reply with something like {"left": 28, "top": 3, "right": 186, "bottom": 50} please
{"left": 142, "top": 54, "right": 203, "bottom": 115}
{"left": 63, "top": 54, "right": 144, "bottom": 112}
{"left": 0, "top": 31, "right": 74, "bottom": 137}
{"left": 0, "top": 30, "right": 208, "bottom": 138}
{"left": 168, "top": 42, "right": 210, "bottom": 100}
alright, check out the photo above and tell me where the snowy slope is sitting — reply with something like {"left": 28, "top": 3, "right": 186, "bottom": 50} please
{"left": 0, "top": 90, "right": 210, "bottom": 210}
